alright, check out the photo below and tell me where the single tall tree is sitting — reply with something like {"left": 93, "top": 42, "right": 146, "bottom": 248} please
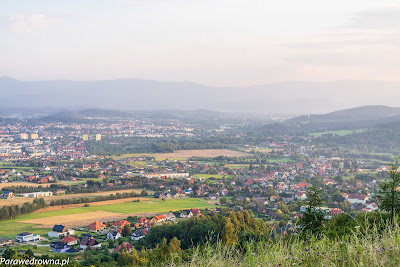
{"left": 378, "top": 158, "right": 400, "bottom": 223}
{"left": 298, "top": 186, "right": 327, "bottom": 234}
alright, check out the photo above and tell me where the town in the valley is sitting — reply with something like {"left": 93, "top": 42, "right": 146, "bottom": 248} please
{"left": 0, "top": 107, "right": 396, "bottom": 264}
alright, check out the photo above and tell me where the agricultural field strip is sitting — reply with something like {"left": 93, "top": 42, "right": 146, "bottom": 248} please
{"left": 14, "top": 198, "right": 214, "bottom": 223}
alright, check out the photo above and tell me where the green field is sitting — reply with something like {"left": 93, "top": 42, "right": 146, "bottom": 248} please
{"left": 310, "top": 129, "right": 366, "bottom": 137}
{"left": 0, "top": 198, "right": 214, "bottom": 238}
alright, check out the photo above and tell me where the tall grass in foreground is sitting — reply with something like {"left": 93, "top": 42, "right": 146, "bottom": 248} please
{"left": 163, "top": 224, "right": 400, "bottom": 267}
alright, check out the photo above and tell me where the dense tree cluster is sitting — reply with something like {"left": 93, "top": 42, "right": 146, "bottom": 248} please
{"left": 0, "top": 198, "right": 46, "bottom": 221}
{"left": 137, "top": 210, "right": 269, "bottom": 250}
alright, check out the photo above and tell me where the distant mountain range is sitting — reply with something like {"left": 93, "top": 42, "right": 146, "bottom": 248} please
{"left": 2, "top": 76, "right": 400, "bottom": 113}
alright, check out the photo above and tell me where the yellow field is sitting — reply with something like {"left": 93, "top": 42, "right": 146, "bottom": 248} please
{"left": 18, "top": 210, "right": 125, "bottom": 228}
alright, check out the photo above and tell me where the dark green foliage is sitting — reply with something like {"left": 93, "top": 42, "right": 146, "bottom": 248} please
{"left": 377, "top": 158, "right": 400, "bottom": 223}
{"left": 139, "top": 211, "right": 268, "bottom": 250}
{"left": 0, "top": 198, "right": 46, "bottom": 221}
{"left": 298, "top": 186, "right": 327, "bottom": 234}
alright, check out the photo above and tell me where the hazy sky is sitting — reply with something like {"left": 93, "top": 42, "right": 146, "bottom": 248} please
{"left": 1, "top": 0, "right": 399, "bottom": 86}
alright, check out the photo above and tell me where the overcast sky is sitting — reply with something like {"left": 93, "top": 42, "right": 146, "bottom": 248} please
{"left": 1, "top": 0, "right": 399, "bottom": 86}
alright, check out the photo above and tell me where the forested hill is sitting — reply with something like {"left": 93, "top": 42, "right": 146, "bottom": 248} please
{"left": 313, "top": 125, "right": 400, "bottom": 153}
{"left": 288, "top": 105, "right": 400, "bottom": 124}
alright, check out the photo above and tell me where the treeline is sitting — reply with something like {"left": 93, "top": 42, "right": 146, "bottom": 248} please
{"left": 136, "top": 210, "right": 269, "bottom": 250}
{"left": 1, "top": 185, "right": 50, "bottom": 194}
{"left": 49, "top": 190, "right": 148, "bottom": 206}
{"left": 0, "top": 198, "right": 46, "bottom": 221}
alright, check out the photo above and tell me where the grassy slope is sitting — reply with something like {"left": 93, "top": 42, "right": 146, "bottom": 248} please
{"left": 166, "top": 226, "right": 400, "bottom": 267}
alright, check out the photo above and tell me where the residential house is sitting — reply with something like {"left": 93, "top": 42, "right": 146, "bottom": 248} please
{"left": 209, "top": 193, "right": 219, "bottom": 200}
{"left": 295, "top": 192, "right": 307, "bottom": 201}
{"left": 107, "top": 229, "right": 122, "bottom": 240}
{"left": 269, "top": 196, "right": 279, "bottom": 202}
{"left": 131, "top": 229, "right": 148, "bottom": 241}
{"left": 112, "top": 220, "right": 130, "bottom": 229}
{"left": 151, "top": 214, "right": 167, "bottom": 224}
{"left": 329, "top": 208, "right": 343, "bottom": 217}
{"left": 16, "top": 232, "right": 40, "bottom": 243}
{"left": 164, "top": 212, "right": 177, "bottom": 222}
{"left": 80, "top": 237, "right": 101, "bottom": 250}
{"left": 136, "top": 217, "right": 149, "bottom": 227}
{"left": 190, "top": 208, "right": 201, "bottom": 216}
{"left": 114, "top": 242, "right": 134, "bottom": 253}
{"left": 180, "top": 210, "right": 193, "bottom": 218}
{"left": 48, "top": 225, "right": 75, "bottom": 237}
{"left": 86, "top": 221, "right": 106, "bottom": 232}
{"left": 348, "top": 194, "right": 368, "bottom": 205}
{"left": 60, "top": 235, "right": 78, "bottom": 246}
{"left": 51, "top": 241, "right": 70, "bottom": 253}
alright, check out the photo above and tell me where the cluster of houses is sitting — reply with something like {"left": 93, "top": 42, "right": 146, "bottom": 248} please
{"left": 1, "top": 209, "right": 203, "bottom": 254}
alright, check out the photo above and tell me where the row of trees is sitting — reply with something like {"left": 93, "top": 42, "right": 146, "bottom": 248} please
{"left": 0, "top": 198, "right": 46, "bottom": 221}
{"left": 49, "top": 190, "right": 148, "bottom": 206}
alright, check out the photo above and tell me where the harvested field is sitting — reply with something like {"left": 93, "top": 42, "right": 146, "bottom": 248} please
{"left": 0, "top": 182, "right": 50, "bottom": 189}
{"left": 17, "top": 210, "right": 125, "bottom": 228}
{"left": 155, "top": 149, "right": 248, "bottom": 159}
{"left": 0, "top": 188, "right": 151, "bottom": 207}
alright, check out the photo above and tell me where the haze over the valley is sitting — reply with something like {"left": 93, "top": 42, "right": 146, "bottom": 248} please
{"left": 1, "top": 77, "right": 400, "bottom": 114}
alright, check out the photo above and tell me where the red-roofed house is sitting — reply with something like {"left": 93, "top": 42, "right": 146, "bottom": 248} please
{"left": 60, "top": 235, "right": 78, "bottom": 246}
{"left": 329, "top": 208, "right": 343, "bottom": 216}
{"left": 112, "top": 220, "right": 130, "bottom": 229}
{"left": 114, "top": 242, "right": 134, "bottom": 253}
{"left": 86, "top": 221, "right": 106, "bottom": 232}
{"left": 190, "top": 208, "right": 201, "bottom": 216}
{"left": 151, "top": 214, "right": 166, "bottom": 224}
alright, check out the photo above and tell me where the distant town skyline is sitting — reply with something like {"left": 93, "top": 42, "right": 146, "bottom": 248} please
{"left": 1, "top": 0, "right": 400, "bottom": 86}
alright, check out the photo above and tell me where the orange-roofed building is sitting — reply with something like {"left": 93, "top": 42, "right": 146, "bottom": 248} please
{"left": 330, "top": 208, "right": 343, "bottom": 216}
{"left": 86, "top": 221, "right": 106, "bottom": 232}
{"left": 60, "top": 235, "right": 78, "bottom": 246}
{"left": 136, "top": 217, "right": 149, "bottom": 226}
{"left": 113, "top": 220, "right": 130, "bottom": 228}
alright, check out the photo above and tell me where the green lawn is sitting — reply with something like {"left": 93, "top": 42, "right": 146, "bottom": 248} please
{"left": 15, "top": 244, "right": 53, "bottom": 255}
{"left": 0, "top": 198, "right": 214, "bottom": 238}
